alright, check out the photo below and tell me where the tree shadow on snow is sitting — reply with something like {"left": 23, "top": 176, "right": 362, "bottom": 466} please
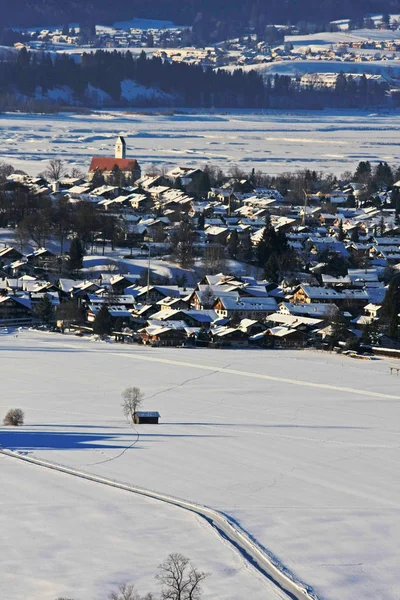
{"left": 0, "top": 429, "right": 223, "bottom": 451}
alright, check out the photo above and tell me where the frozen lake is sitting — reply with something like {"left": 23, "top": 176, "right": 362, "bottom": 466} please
{"left": 1, "top": 331, "right": 400, "bottom": 600}
{"left": 1, "top": 109, "right": 400, "bottom": 177}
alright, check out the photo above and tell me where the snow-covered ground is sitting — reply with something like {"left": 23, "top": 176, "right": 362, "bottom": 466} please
{"left": 1, "top": 331, "right": 400, "bottom": 600}
{"left": 233, "top": 59, "right": 400, "bottom": 78}
{"left": 286, "top": 27, "right": 400, "bottom": 49}
{"left": 1, "top": 109, "right": 400, "bottom": 176}
{"left": 1, "top": 453, "right": 277, "bottom": 600}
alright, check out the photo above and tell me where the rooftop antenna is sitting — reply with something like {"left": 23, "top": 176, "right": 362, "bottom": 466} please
{"left": 302, "top": 188, "right": 308, "bottom": 227}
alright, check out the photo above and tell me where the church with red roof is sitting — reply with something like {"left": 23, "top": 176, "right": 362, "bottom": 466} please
{"left": 88, "top": 136, "right": 141, "bottom": 182}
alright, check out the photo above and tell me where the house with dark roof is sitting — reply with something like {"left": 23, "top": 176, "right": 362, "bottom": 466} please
{"left": 134, "top": 411, "right": 160, "bottom": 424}
{"left": 0, "top": 247, "right": 23, "bottom": 265}
{"left": 0, "top": 295, "right": 33, "bottom": 322}
{"left": 213, "top": 296, "right": 278, "bottom": 319}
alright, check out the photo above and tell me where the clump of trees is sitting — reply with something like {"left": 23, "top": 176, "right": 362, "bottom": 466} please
{"left": 380, "top": 274, "right": 400, "bottom": 338}
{"left": 3, "top": 408, "right": 24, "bottom": 426}
{"left": 109, "top": 553, "right": 208, "bottom": 600}
{"left": 170, "top": 220, "right": 196, "bottom": 269}
{"left": 54, "top": 553, "right": 208, "bottom": 600}
{"left": 256, "top": 215, "right": 296, "bottom": 282}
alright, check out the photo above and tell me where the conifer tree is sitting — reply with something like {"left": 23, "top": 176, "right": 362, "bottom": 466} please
{"left": 227, "top": 229, "right": 239, "bottom": 258}
{"left": 93, "top": 305, "right": 112, "bottom": 336}
{"left": 380, "top": 275, "right": 400, "bottom": 338}
{"left": 337, "top": 220, "right": 345, "bottom": 241}
{"left": 35, "top": 294, "right": 54, "bottom": 325}
{"left": 68, "top": 237, "right": 84, "bottom": 271}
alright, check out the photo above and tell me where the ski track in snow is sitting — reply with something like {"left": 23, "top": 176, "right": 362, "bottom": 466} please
{"left": 0, "top": 449, "right": 318, "bottom": 600}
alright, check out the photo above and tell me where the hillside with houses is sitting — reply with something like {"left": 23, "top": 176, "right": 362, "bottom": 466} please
{"left": 4, "top": 15, "right": 400, "bottom": 110}
{"left": 1, "top": 138, "right": 400, "bottom": 353}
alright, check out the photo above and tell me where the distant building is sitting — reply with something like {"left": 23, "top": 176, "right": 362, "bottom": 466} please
{"left": 88, "top": 136, "right": 141, "bottom": 182}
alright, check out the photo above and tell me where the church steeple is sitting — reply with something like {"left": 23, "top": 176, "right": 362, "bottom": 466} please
{"left": 115, "top": 135, "right": 126, "bottom": 159}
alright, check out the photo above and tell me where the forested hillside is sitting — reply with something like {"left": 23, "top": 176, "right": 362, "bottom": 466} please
{"left": 0, "top": 49, "right": 389, "bottom": 111}
{"left": 2, "top": 0, "right": 400, "bottom": 30}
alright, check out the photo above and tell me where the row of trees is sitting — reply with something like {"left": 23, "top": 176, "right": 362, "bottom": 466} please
{"left": 0, "top": 49, "right": 390, "bottom": 110}
{"left": 3, "top": 49, "right": 266, "bottom": 108}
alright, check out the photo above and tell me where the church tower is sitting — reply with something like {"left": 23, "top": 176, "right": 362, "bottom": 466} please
{"left": 115, "top": 135, "right": 126, "bottom": 159}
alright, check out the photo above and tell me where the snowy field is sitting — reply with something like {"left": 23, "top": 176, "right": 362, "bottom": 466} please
{"left": 233, "top": 59, "right": 400, "bottom": 79}
{"left": 1, "top": 331, "right": 400, "bottom": 600}
{"left": 1, "top": 109, "right": 400, "bottom": 177}
{"left": 1, "top": 454, "right": 276, "bottom": 600}
{"left": 286, "top": 27, "right": 400, "bottom": 49}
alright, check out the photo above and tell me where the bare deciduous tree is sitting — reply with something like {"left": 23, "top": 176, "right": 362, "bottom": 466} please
{"left": 201, "top": 285, "right": 215, "bottom": 309}
{"left": 0, "top": 161, "right": 14, "bottom": 183}
{"left": 156, "top": 553, "right": 208, "bottom": 600}
{"left": 202, "top": 245, "right": 226, "bottom": 275}
{"left": 43, "top": 159, "right": 67, "bottom": 181}
{"left": 70, "top": 167, "right": 86, "bottom": 179}
{"left": 121, "top": 387, "right": 144, "bottom": 423}
{"left": 109, "top": 583, "right": 150, "bottom": 600}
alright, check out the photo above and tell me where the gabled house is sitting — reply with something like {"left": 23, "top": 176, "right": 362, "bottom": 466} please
{"left": 210, "top": 326, "right": 249, "bottom": 347}
{"left": 0, "top": 295, "right": 33, "bottom": 322}
{"left": 0, "top": 247, "right": 23, "bottom": 265}
{"left": 292, "top": 285, "right": 340, "bottom": 304}
{"left": 140, "top": 325, "right": 187, "bottom": 346}
{"left": 238, "top": 318, "right": 268, "bottom": 336}
{"left": 264, "top": 326, "right": 307, "bottom": 348}
{"left": 135, "top": 285, "right": 181, "bottom": 305}
{"left": 26, "top": 248, "right": 56, "bottom": 270}
{"left": 213, "top": 296, "right": 278, "bottom": 319}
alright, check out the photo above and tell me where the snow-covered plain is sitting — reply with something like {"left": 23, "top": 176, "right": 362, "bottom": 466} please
{"left": 232, "top": 59, "right": 400, "bottom": 79}
{"left": 1, "top": 109, "right": 400, "bottom": 176}
{"left": 1, "top": 453, "right": 277, "bottom": 600}
{"left": 286, "top": 27, "right": 400, "bottom": 49}
{"left": 1, "top": 331, "right": 400, "bottom": 600}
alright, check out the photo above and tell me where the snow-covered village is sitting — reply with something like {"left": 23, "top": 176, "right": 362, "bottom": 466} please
{"left": 2, "top": 4, "right": 400, "bottom": 600}
{"left": 2, "top": 116, "right": 400, "bottom": 600}
{"left": 0, "top": 134, "right": 399, "bottom": 352}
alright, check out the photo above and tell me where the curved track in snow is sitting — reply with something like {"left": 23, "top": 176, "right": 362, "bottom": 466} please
{"left": 0, "top": 448, "right": 318, "bottom": 600}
